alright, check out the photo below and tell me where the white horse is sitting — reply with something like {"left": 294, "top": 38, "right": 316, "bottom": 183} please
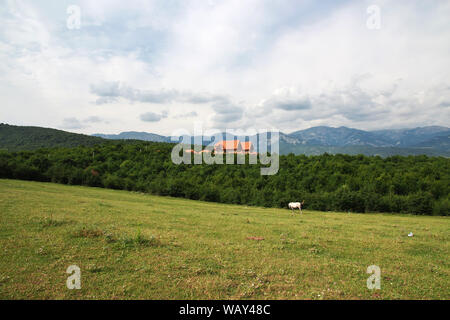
{"left": 288, "top": 200, "right": 304, "bottom": 214}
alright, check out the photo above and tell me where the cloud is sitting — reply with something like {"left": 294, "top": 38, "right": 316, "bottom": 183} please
{"left": 61, "top": 117, "right": 85, "bottom": 130}
{"left": 140, "top": 111, "right": 168, "bottom": 122}
{"left": 85, "top": 116, "right": 103, "bottom": 123}
{"left": 179, "top": 93, "right": 229, "bottom": 104}
{"left": 173, "top": 111, "right": 198, "bottom": 119}
{"left": 211, "top": 101, "right": 244, "bottom": 124}
{"left": 89, "top": 81, "right": 120, "bottom": 97}
{"left": 262, "top": 87, "right": 312, "bottom": 111}
{"left": 90, "top": 81, "right": 228, "bottom": 105}
{"left": 60, "top": 116, "right": 107, "bottom": 129}
{"left": 275, "top": 100, "right": 311, "bottom": 111}
{"left": 1, "top": 1, "right": 449, "bottom": 135}
{"left": 247, "top": 78, "right": 422, "bottom": 127}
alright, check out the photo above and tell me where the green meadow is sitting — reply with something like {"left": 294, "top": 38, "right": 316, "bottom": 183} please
{"left": 0, "top": 179, "right": 448, "bottom": 299}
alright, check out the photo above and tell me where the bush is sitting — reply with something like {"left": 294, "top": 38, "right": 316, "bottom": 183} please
{"left": 432, "top": 198, "right": 450, "bottom": 216}
{"left": 407, "top": 192, "right": 434, "bottom": 215}
{"left": 102, "top": 174, "right": 123, "bottom": 190}
{"left": 333, "top": 188, "right": 365, "bottom": 212}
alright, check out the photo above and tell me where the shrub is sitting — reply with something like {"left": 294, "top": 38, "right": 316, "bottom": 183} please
{"left": 432, "top": 198, "right": 450, "bottom": 216}
{"left": 407, "top": 192, "right": 434, "bottom": 215}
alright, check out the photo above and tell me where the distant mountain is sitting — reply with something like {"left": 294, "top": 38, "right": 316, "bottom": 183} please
{"left": 288, "top": 126, "right": 394, "bottom": 147}
{"left": 0, "top": 123, "right": 105, "bottom": 152}
{"left": 2, "top": 123, "right": 448, "bottom": 157}
{"left": 93, "top": 131, "right": 169, "bottom": 143}
{"left": 93, "top": 126, "right": 450, "bottom": 157}
{"left": 413, "top": 133, "right": 450, "bottom": 149}
{"left": 372, "top": 126, "right": 450, "bottom": 147}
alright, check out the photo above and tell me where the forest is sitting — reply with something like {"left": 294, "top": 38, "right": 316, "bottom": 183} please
{"left": 0, "top": 123, "right": 105, "bottom": 151}
{"left": 0, "top": 140, "right": 448, "bottom": 215}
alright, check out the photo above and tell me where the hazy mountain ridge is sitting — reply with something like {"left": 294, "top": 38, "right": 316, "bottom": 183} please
{"left": 1, "top": 123, "right": 449, "bottom": 157}
{"left": 92, "top": 131, "right": 169, "bottom": 143}
{"left": 94, "top": 125, "right": 450, "bottom": 156}
{"left": 412, "top": 133, "right": 450, "bottom": 149}
{"left": 96, "top": 126, "right": 448, "bottom": 149}
{"left": 288, "top": 126, "right": 395, "bottom": 147}
{"left": 371, "top": 126, "right": 450, "bottom": 147}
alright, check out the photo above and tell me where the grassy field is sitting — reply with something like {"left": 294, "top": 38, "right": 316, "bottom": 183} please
{"left": 0, "top": 179, "right": 448, "bottom": 299}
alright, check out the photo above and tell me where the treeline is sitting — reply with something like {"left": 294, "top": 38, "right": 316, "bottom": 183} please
{"left": 0, "top": 141, "right": 448, "bottom": 215}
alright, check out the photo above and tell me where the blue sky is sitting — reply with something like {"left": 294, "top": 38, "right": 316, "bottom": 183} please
{"left": 1, "top": 0, "right": 449, "bottom": 135}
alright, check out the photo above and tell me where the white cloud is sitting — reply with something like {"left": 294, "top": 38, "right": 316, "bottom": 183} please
{"left": 90, "top": 81, "right": 228, "bottom": 105}
{"left": 173, "top": 111, "right": 198, "bottom": 119}
{"left": 61, "top": 117, "right": 84, "bottom": 129}
{"left": 0, "top": 0, "right": 449, "bottom": 135}
{"left": 140, "top": 111, "right": 168, "bottom": 122}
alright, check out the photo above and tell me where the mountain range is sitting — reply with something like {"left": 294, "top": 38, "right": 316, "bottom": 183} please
{"left": 93, "top": 131, "right": 168, "bottom": 143}
{"left": 1, "top": 123, "right": 448, "bottom": 157}
{"left": 93, "top": 126, "right": 450, "bottom": 156}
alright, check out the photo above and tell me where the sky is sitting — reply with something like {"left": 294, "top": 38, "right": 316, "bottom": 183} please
{"left": 1, "top": 0, "right": 449, "bottom": 136}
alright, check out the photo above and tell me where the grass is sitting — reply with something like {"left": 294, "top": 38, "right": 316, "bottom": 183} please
{"left": 0, "top": 179, "right": 448, "bottom": 300}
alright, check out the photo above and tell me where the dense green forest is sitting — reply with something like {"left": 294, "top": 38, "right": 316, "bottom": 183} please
{"left": 280, "top": 144, "right": 450, "bottom": 157}
{"left": 0, "top": 140, "right": 448, "bottom": 215}
{"left": 0, "top": 123, "right": 105, "bottom": 151}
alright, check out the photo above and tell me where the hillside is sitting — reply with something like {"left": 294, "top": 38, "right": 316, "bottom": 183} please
{"left": 288, "top": 126, "right": 450, "bottom": 148}
{"left": 92, "top": 131, "right": 169, "bottom": 143}
{"left": 1, "top": 123, "right": 449, "bottom": 156}
{"left": 372, "top": 126, "right": 450, "bottom": 147}
{"left": 94, "top": 125, "right": 450, "bottom": 157}
{"left": 413, "top": 134, "right": 450, "bottom": 149}
{"left": 0, "top": 179, "right": 448, "bottom": 299}
{"left": 1, "top": 141, "right": 448, "bottom": 215}
{"left": 288, "top": 126, "right": 393, "bottom": 147}
{"left": 0, "top": 123, "right": 105, "bottom": 152}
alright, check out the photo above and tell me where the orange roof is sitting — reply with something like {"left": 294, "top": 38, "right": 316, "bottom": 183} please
{"left": 214, "top": 140, "right": 241, "bottom": 150}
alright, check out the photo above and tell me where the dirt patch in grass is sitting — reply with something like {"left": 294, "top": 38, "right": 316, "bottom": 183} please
{"left": 74, "top": 227, "right": 104, "bottom": 238}
{"left": 86, "top": 264, "right": 106, "bottom": 273}
{"left": 246, "top": 236, "right": 265, "bottom": 241}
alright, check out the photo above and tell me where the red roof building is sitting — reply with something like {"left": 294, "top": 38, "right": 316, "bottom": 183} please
{"left": 214, "top": 140, "right": 241, "bottom": 153}
{"left": 214, "top": 140, "right": 255, "bottom": 153}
